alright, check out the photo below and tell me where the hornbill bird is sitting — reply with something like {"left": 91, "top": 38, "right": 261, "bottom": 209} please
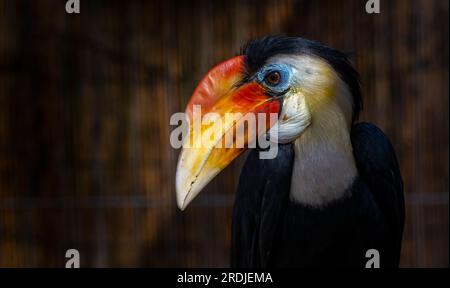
{"left": 175, "top": 36, "right": 404, "bottom": 267}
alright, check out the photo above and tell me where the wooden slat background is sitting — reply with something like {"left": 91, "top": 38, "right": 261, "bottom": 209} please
{"left": 0, "top": 0, "right": 448, "bottom": 267}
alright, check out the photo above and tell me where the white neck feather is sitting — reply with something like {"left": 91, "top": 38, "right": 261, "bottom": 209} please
{"left": 289, "top": 100, "right": 358, "bottom": 207}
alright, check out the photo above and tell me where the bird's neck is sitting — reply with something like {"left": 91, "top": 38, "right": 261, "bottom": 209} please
{"left": 290, "top": 103, "right": 358, "bottom": 207}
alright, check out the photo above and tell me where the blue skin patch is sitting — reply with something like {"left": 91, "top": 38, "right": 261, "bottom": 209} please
{"left": 256, "top": 63, "right": 294, "bottom": 93}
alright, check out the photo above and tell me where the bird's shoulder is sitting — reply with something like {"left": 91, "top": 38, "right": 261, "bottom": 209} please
{"left": 350, "top": 121, "right": 404, "bottom": 231}
{"left": 351, "top": 121, "right": 403, "bottom": 195}
{"left": 351, "top": 122, "right": 401, "bottom": 182}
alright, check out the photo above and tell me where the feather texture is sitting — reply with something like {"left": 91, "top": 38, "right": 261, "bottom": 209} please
{"left": 231, "top": 122, "right": 404, "bottom": 267}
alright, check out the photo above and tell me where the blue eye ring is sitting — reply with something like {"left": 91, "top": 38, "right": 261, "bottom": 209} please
{"left": 256, "top": 64, "right": 292, "bottom": 92}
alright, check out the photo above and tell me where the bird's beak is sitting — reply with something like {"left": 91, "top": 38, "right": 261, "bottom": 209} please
{"left": 176, "top": 56, "right": 280, "bottom": 210}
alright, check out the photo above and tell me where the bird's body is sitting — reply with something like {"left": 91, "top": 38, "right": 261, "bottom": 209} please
{"left": 176, "top": 36, "right": 404, "bottom": 268}
{"left": 232, "top": 123, "right": 404, "bottom": 268}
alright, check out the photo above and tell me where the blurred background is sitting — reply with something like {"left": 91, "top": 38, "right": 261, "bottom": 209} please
{"left": 0, "top": 0, "right": 448, "bottom": 267}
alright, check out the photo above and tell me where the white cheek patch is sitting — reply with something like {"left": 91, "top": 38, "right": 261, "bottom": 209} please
{"left": 268, "top": 93, "right": 311, "bottom": 144}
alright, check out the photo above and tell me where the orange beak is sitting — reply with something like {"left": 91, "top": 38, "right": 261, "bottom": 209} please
{"left": 176, "top": 56, "right": 280, "bottom": 210}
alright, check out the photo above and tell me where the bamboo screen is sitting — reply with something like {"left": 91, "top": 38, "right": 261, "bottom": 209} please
{"left": 0, "top": 0, "right": 448, "bottom": 267}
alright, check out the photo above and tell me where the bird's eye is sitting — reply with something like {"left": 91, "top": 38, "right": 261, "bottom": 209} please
{"left": 264, "top": 71, "right": 281, "bottom": 86}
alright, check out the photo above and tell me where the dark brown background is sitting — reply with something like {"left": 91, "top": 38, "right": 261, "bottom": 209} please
{"left": 0, "top": 0, "right": 448, "bottom": 267}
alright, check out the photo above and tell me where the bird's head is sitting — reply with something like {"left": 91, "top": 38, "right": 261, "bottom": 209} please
{"left": 176, "top": 36, "right": 361, "bottom": 210}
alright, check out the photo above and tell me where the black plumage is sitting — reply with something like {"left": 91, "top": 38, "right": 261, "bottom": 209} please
{"left": 231, "top": 122, "right": 404, "bottom": 267}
